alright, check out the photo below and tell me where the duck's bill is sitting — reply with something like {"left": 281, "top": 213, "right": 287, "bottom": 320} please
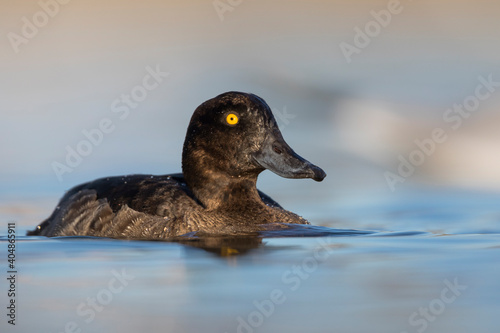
{"left": 253, "top": 129, "right": 326, "bottom": 182}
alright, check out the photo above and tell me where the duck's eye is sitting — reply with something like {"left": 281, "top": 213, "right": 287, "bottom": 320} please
{"left": 226, "top": 113, "right": 239, "bottom": 126}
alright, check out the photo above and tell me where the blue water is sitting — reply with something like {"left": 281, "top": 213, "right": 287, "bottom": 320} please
{"left": 1, "top": 187, "right": 499, "bottom": 333}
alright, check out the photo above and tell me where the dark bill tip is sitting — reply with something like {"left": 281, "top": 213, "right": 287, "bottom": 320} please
{"left": 310, "top": 165, "right": 327, "bottom": 182}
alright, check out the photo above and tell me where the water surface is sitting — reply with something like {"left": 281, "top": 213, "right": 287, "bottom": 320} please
{"left": 1, "top": 188, "right": 498, "bottom": 333}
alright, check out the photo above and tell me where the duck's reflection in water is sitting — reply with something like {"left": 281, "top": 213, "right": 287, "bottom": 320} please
{"left": 171, "top": 234, "right": 263, "bottom": 256}
{"left": 168, "top": 223, "right": 374, "bottom": 256}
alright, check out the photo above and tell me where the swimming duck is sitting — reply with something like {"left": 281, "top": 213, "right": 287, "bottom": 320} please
{"left": 28, "top": 92, "right": 326, "bottom": 239}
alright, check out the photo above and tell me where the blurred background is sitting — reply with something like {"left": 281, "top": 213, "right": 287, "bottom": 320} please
{"left": 1, "top": 0, "right": 500, "bottom": 226}
{"left": 3, "top": 4, "right": 500, "bottom": 332}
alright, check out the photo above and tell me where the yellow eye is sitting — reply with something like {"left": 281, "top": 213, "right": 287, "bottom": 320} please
{"left": 226, "top": 113, "right": 239, "bottom": 125}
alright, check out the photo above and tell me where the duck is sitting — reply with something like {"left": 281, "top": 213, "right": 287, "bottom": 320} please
{"left": 27, "top": 92, "right": 326, "bottom": 239}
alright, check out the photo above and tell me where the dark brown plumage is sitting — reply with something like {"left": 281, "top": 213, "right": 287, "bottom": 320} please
{"left": 28, "top": 92, "right": 326, "bottom": 239}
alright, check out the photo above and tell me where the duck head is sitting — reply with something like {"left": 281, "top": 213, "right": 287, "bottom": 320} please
{"left": 182, "top": 91, "right": 326, "bottom": 208}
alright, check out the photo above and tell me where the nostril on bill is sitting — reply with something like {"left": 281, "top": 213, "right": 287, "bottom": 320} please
{"left": 273, "top": 145, "right": 282, "bottom": 155}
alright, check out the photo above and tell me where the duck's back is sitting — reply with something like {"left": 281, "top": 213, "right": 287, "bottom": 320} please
{"left": 66, "top": 174, "right": 199, "bottom": 216}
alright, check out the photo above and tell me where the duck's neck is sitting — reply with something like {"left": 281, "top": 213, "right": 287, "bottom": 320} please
{"left": 187, "top": 171, "right": 262, "bottom": 210}
{"left": 182, "top": 154, "right": 263, "bottom": 211}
